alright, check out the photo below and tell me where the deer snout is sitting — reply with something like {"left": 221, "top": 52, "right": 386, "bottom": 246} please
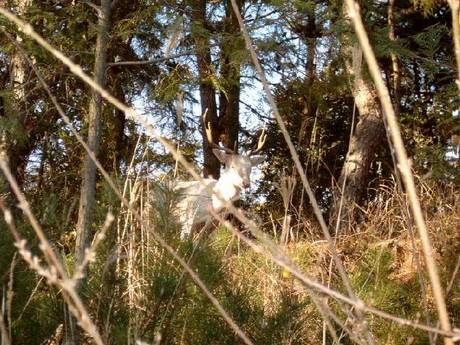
{"left": 243, "top": 180, "right": 250, "bottom": 189}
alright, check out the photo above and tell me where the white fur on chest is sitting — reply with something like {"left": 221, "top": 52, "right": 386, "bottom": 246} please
{"left": 212, "top": 169, "right": 243, "bottom": 210}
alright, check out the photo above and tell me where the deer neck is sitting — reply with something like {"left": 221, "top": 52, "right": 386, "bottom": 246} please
{"left": 211, "top": 168, "right": 242, "bottom": 211}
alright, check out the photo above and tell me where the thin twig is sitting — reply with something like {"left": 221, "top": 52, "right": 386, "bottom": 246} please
{"left": 0, "top": 158, "right": 106, "bottom": 345}
{"left": 448, "top": 0, "right": 460, "bottom": 94}
{"left": 327, "top": 101, "right": 357, "bottom": 343}
{"left": 446, "top": 255, "right": 460, "bottom": 295}
{"left": 434, "top": 254, "right": 460, "bottom": 344}
{"left": 0, "top": 312, "right": 11, "bottom": 345}
{"left": 14, "top": 276, "right": 44, "bottom": 325}
{"left": 107, "top": 51, "right": 194, "bottom": 67}
{"left": 6, "top": 253, "right": 16, "bottom": 343}
{"left": 73, "top": 212, "right": 114, "bottom": 281}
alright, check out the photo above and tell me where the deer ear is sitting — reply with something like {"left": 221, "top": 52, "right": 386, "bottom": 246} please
{"left": 250, "top": 155, "right": 265, "bottom": 166}
{"left": 212, "top": 149, "right": 230, "bottom": 164}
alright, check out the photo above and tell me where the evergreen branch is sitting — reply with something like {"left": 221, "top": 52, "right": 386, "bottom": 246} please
{"left": 108, "top": 51, "right": 195, "bottom": 67}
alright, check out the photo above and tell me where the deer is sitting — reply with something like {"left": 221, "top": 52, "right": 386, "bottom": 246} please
{"left": 174, "top": 113, "right": 266, "bottom": 240}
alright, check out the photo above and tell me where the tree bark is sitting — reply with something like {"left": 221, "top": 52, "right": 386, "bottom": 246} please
{"left": 0, "top": 0, "right": 33, "bottom": 188}
{"left": 191, "top": 0, "right": 221, "bottom": 178}
{"left": 299, "top": 11, "right": 318, "bottom": 144}
{"left": 75, "top": 0, "right": 111, "bottom": 274}
{"left": 101, "top": 72, "right": 127, "bottom": 173}
{"left": 388, "top": 0, "right": 401, "bottom": 117}
{"left": 219, "top": 0, "right": 243, "bottom": 151}
{"left": 330, "top": 44, "right": 386, "bottom": 232}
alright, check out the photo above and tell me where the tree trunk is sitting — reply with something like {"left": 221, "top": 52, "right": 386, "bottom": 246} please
{"left": 388, "top": 0, "right": 401, "bottom": 117}
{"left": 299, "top": 11, "right": 318, "bottom": 145}
{"left": 219, "top": 0, "right": 243, "bottom": 151}
{"left": 0, "top": 0, "right": 32, "bottom": 188}
{"left": 75, "top": 0, "right": 111, "bottom": 276}
{"left": 102, "top": 72, "right": 127, "bottom": 173}
{"left": 110, "top": 82, "right": 127, "bottom": 171}
{"left": 191, "top": 0, "right": 221, "bottom": 178}
{"left": 330, "top": 44, "right": 386, "bottom": 232}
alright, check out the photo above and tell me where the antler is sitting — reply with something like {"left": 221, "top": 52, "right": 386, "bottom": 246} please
{"left": 203, "top": 109, "right": 234, "bottom": 154}
{"left": 248, "top": 128, "right": 267, "bottom": 155}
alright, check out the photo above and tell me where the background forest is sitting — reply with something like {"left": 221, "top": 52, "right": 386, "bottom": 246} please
{"left": 0, "top": 0, "right": 460, "bottom": 344}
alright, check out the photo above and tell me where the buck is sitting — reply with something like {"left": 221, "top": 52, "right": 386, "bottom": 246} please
{"left": 174, "top": 115, "right": 266, "bottom": 240}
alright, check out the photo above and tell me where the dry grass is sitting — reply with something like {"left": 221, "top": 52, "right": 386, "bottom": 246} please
{"left": 1, "top": 149, "right": 459, "bottom": 344}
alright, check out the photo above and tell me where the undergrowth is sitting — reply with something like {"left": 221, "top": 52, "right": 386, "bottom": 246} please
{"left": 1, "top": 179, "right": 459, "bottom": 344}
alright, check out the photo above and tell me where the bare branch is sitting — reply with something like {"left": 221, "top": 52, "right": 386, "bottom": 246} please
{"left": 448, "top": 0, "right": 460, "bottom": 94}
{"left": 0, "top": 159, "right": 105, "bottom": 345}
{"left": 203, "top": 109, "right": 235, "bottom": 154}
{"left": 73, "top": 212, "right": 114, "bottom": 281}
{"left": 248, "top": 128, "right": 267, "bottom": 155}
{"left": 0, "top": 310, "right": 11, "bottom": 345}
{"left": 107, "top": 51, "right": 194, "bottom": 67}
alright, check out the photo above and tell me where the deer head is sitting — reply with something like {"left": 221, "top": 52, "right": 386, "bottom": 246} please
{"left": 204, "top": 110, "right": 267, "bottom": 192}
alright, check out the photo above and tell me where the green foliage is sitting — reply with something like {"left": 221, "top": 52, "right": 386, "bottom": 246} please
{"left": 259, "top": 76, "right": 354, "bottom": 216}
{"left": 413, "top": 24, "right": 448, "bottom": 58}
{"left": 0, "top": 93, "right": 29, "bottom": 146}
{"left": 412, "top": 0, "right": 444, "bottom": 16}
{"left": 154, "top": 65, "right": 192, "bottom": 104}
{"left": 11, "top": 271, "right": 63, "bottom": 345}
{"left": 0, "top": 220, "right": 16, "bottom": 283}
{"left": 351, "top": 248, "right": 429, "bottom": 344}
{"left": 416, "top": 144, "right": 460, "bottom": 183}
